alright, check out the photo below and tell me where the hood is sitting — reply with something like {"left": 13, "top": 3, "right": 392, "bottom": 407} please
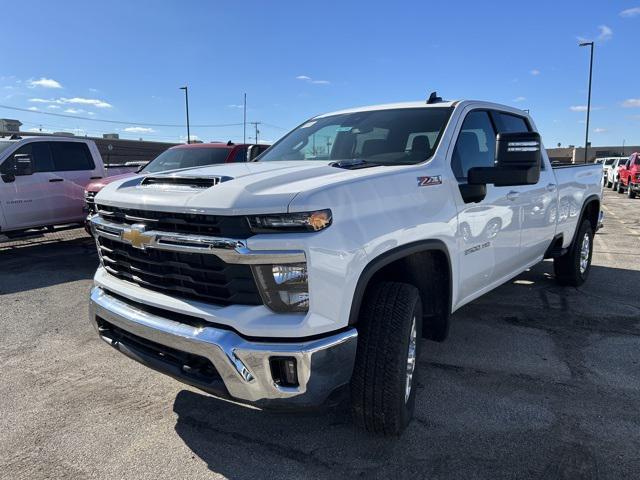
{"left": 95, "top": 161, "right": 380, "bottom": 215}
{"left": 86, "top": 172, "right": 136, "bottom": 192}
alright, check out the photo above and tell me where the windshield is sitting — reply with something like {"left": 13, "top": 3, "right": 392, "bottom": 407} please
{"left": 604, "top": 158, "right": 616, "bottom": 165}
{"left": 0, "top": 141, "right": 15, "bottom": 156}
{"left": 141, "top": 147, "right": 231, "bottom": 174}
{"left": 258, "top": 107, "right": 453, "bottom": 165}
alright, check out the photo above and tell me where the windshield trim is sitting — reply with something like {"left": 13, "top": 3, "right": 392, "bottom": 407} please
{"left": 258, "top": 106, "right": 454, "bottom": 166}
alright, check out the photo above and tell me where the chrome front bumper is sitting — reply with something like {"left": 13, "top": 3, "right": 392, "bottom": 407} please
{"left": 89, "top": 287, "right": 357, "bottom": 409}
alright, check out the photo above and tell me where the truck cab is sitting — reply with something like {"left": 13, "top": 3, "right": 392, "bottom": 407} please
{"left": 0, "top": 136, "right": 104, "bottom": 236}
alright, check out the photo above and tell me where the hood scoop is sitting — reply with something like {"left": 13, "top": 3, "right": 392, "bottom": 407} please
{"left": 140, "top": 175, "right": 232, "bottom": 190}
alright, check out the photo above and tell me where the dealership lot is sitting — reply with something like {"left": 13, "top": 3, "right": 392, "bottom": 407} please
{"left": 1, "top": 188, "right": 639, "bottom": 480}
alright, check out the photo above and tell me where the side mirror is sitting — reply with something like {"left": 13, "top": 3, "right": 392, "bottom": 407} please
{"left": 468, "top": 132, "right": 541, "bottom": 187}
{"left": 246, "top": 145, "right": 261, "bottom": 162}
{"left": 14, "top": 154, "right": 34, "bottom": 176}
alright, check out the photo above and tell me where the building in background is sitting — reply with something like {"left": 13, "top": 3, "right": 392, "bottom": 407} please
{"left": 546, "top": 145, "right": 639, "bottom": 164}
{"left": 0, "top": 119, "right": 22, "bottom": 133}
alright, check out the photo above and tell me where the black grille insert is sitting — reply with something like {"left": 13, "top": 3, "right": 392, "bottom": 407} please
{"left": 96, "top": 204, "right": 253, "bottom": 237}
{"left": 98, "top": 236, "right": 262, "bottom": 306}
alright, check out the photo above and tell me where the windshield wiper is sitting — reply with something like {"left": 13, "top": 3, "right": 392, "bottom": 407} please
{"left": 330, "top": 159, "right": 383, "bottom": 170}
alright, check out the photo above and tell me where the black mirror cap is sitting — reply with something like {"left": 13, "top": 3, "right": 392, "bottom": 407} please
{"left": 495, "top": 131, "right": 542, "bottom": 170}
{"left": 459, "top": 183, "right": 487, "bottom": 203}
{"left": 468, "top": 165, "right": 540, "bottom": 187}
{"left": 14, "top": 154, "right": 34, "bottom": 176}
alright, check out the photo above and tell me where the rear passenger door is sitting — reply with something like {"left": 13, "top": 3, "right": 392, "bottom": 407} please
{"left": 50, "top": 141, "right": 99, "bottom": 222}
{"left": 451, "top": 110, "right": 522, "bottom": 303}
{"left": 493, "top": 112, "right": 557, "bottom": 265}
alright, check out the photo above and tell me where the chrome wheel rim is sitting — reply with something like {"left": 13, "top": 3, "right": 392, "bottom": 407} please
{"left": 405, "top": 316, "right": 417, "bottom": 403}
{"left": 579, "top": 233, "right": 590, "bottom": 275}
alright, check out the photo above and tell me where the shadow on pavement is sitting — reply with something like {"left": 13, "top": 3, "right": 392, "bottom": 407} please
{"left": 0, "top": 236, "right": 98, "bottom": 295}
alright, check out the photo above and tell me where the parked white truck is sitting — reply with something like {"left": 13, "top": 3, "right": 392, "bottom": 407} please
{"left": 89, "top": 97, "right": 603, "bottom": 435}
{"left": 0, "top": 135, "right": 109, "bottom": 237}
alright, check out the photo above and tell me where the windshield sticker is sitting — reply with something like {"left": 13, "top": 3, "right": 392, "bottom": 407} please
{"left": 417, "top": 175, "right": 442, "bottom": 187}
{"left": 336, "top": 126, "right": 352, "bottom": 132}
{"left": 300, "top": 121, "right": 316, "bottom": 128}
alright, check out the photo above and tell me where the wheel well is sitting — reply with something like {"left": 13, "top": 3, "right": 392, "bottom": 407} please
{"left": 349, "top": 245, "right": 451, "bottom": 342}
{"left": 583, "top": 198, "right": 600, "bottom": 232}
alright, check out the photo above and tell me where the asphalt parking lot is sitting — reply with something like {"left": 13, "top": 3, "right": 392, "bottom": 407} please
{"left": 1, "top": 188, "right": 639, "bottom": 480}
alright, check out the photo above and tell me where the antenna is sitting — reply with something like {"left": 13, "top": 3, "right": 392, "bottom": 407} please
{"left": 426, "top": 91, "right": 442, "bottom": 104}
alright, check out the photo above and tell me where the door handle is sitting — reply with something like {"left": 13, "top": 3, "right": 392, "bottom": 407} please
{"left": 49, "top": 178, "right": 64, "bottom": 183}
{"left": 506, "top": 191, "right": 520, "bottom": 201}
{"left": 546, "top": 183, "right": 557, "bottom": 192}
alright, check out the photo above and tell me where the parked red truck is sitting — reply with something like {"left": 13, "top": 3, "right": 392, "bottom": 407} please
{"left": 84, "top": 142, "right": 270, "bottom": 214}
{"left": 617, "top": 152, "right": 640, "bottom": 198}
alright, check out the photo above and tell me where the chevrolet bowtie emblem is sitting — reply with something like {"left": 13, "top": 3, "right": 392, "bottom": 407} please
{"left": 121, "top": 224, "right": 153, "bottom": 249}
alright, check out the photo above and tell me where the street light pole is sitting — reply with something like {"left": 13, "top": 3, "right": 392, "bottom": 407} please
{"left": 180, "top": 86, "right": 191, "bottom": 144}
{"left": 243, "top": 93, "right": 247, "bottom": 144}
{"left": 579, "top": 41, "right": 594, "bottom": 164}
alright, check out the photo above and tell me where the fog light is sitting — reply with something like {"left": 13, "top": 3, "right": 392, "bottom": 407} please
{"left": 270, "top": 357, "right": 298, "bottom": 387}
{"left": 252, "top": 263, "right": 309, "bottom": 313}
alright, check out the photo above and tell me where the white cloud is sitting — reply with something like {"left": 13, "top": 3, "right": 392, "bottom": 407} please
{"left": 28, "top": 96, "right": 112, "bottom": 108}
{"left": 513, "top": 96, "right": 526, "bottom": 102}
{"left": 27, "top": 127, "right": 53, "bottom": 133}
{"left": 89, "top": 88, "right": 99, "bottom": 93}
{"left": 227, "top": 104, "right": 244, "bottom": 109}
{"left": 296, "top": 74, "right": 331, "bottom": 85}
{"left": 570, "top": 105, "right": 588, "bottom": 112}
{"left": 28, "top": 77, "right": 63, "bottom": 89}
{"left": 622, "top": 98, "right": 640, "bottom": 108}
{"left": 530, "top": 69, "right": 541, "bottom": 76}
{"left": 124, "top": 126, "right": 155, "bottom": 133}
{"left": 28, "top": 106, "right": 38, "bottom": 111}
{"left": 64, "top": 108, "right": 84, "bottom": 114}
{"left": 597, "top": 25, "right": 613, "bottom": 41}
{"left": 47, "top": 105, "right": 60, "bottom": 109}
{"left": 620, "top": 7, "right": 640, "bottom": 18}
{"left": 594, "top": 128, "right": 607, "bottom": 133}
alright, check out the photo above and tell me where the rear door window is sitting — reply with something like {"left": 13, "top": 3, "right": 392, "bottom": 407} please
{"left": 494, "top": 113, "right": 530, "bottom": 133}
{"left": 50, "top": 142, "right": 95, "bottom": 171}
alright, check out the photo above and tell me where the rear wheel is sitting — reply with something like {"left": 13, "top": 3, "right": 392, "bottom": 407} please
{"left": 606, "top": 180, "right": 612, "bottom": 188}
{"left": 628, "top": 184, "right": 637, "bottom": 199}
{"left": 618, "top": 182, "right": 625, "bottom": 194}
{"left": 351, "top": 282, "right": 423, "bottom": 436}
{"left": 553, "top": 219, "right": 594, "bottom": 286}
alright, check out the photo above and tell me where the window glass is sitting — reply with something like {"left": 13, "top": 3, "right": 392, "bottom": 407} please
{"left": 233, "top": 146, "right": 247, "bottom": 162}
{"left": 50, "top": 142, "right": 94, "bottom": 171}
{"left": 141, "top": 147, "right": 231, "bottom": 173}
{"left": 604, "top": 158, "right": 616, "bottom": 165}
{"left": 6, "top": 142, "right": 54, "bottom": 172}
{"left": 451, "top": 111, "right": 496, "bottom": 181}
{"left": 258, "top": 107, "right": 453, "bottom": 165}
{"left": 495, "top": 113, "right": 530, "bottom": 133}
{"left": 634, "top": 157, "right": 640, "bottom": 166}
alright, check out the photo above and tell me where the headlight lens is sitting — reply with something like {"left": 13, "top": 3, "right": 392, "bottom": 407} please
{"left": 252, "top": 263, "right": 309, "bottom": 313}
{"left": 247, "top": 209, "right": 332, "bottom": 233}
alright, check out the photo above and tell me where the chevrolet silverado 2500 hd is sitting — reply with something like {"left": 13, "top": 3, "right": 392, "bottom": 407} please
{"left": 89, "top": 98, "right": 603, "bottom": 435}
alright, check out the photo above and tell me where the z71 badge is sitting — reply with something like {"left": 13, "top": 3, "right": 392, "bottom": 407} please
{"left": 417, "top": 175, "right": 442, "bottom": 187}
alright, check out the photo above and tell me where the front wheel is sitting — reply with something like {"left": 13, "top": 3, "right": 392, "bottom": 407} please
{"left": 628, "top": 184, "right": 637, "bottom": 199}
{"left": 351, "top": 282, "right": 423, "bottom": 436}
{"left": 553, "top": 219, "right": 594, "bottom": 286}
{"left": 606, "top": 180, "right": 612, "bottom": 188}
{"left": 618, "top": 182, "right": 625, "bottom": 194}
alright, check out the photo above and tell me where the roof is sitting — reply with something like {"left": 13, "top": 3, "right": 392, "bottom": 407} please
{"left": 170, "top": 142, "right": 254, "bottom": 150}
{"left": 316, "top": 100, "right": 459, "bottom": 118}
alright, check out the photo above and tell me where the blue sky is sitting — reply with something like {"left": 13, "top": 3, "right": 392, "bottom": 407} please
{"left": 2, "top": 0, "right": 639, "bottom": 148}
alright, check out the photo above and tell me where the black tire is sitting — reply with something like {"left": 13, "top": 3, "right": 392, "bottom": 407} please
{"left": 618, "top": 182, "right": 625, "bottom": 194}
{"left": 628, "top": 185, "right": 636, "bottom": 199}
{"left": 351, "top": 282, "right": 423, "bottom": 436}
{"left": 612, "top": 180, "right": 618, "bottom": 190}
{"left": 553, "top": 219, "right": 594, "bottom": 286}
{"left": 606, "top": 180, "right": 612, "bottom": 188}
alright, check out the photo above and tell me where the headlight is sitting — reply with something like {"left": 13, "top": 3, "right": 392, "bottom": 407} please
{"left": 247, "top": 209, "right": 332, "bottom": 233}
{"left": 252, "top": 263, "right": 309, "bottom": 313}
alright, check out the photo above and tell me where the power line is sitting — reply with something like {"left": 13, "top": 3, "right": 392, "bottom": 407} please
{"left": 0, "top": 104, "right": 245, "bottom": 128}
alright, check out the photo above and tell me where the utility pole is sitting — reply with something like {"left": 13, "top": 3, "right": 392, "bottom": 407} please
{"left": 579, "top": 41, "right": 594, "bottom": 164}
{"left": 180, "top": 86, "right": 191, "bottom": 144}
{"left": 249, "top": 121, "right": 261, "bottom": 144}
{"left": 243, "top": 93, "right": 247, "bottom": 144}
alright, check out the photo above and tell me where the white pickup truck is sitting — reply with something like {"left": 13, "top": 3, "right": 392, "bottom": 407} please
{"left": 0, "top": 135, "right": 107, "bottom": 237}
{"left": 88, "top": 98, "right": 603, "bottom": 435}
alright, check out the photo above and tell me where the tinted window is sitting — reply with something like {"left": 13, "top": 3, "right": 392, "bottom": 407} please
{"left": 51, "top": 142, "right": 94, "bottom": 171}
{"left": 258, "top": 107, "right": 453, "bottom": 165}
{"left": 451, "top": 111, "right": 496, "bottom": 181}
{"left": 233, "top": 146, "right": 248, "bottom": 162}
{"left": 141, "top": 147, "right": 231, "bottom": 173}
{"left": 7, "top": 142, "right": 54, "bottom": 172}
{"left": 495, "top": 113, "right": 530, "bottom": 133}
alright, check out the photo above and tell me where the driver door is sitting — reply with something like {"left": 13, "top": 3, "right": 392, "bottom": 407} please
{"left": 0, "top": 142, "right": 56, "bottom": 230}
